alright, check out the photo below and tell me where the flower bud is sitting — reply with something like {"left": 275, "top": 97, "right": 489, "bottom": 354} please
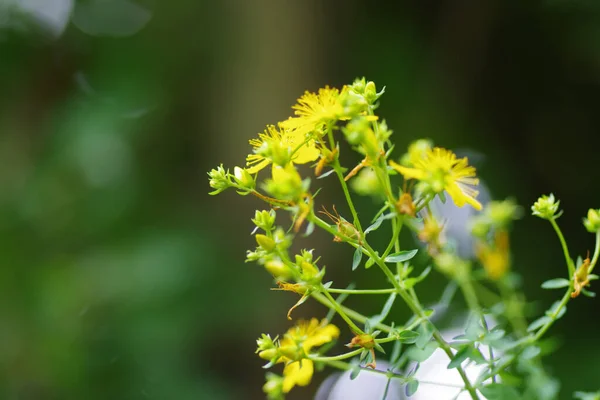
{"left": 531, "top": 194, "right": 561, "bottom": 220}
{"left": 350, "top": 168, "right": 381, "bottom": 197}
{"left": 264, "top": 259, "right": 292, "bottom": 280}
{"left": 258, "top": 348, "right": 278, "bottom": 361}
{"left": 252, "top": 209, "right": 276, "bottom": 232}
{"left": 263, "top": 373, "right": 284, "bottom": 400}
{"left": 583, "top": 209, "right": 600, "bottom": 233}
{"left": 233, "top": 166, "right": 255, "bottom": 190}
{"left": 256, "top": 234, "right": 276, "bottom": 252}
{"left": 207, "top": 164, "right": 231, "bottom": 195}
{"left": 364, "top": 81, "right": 378, "bottom": 104}
{"left": 347, "top": 333, "right": 375, "bottom": 349}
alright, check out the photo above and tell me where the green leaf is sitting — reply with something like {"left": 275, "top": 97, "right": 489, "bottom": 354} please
{"left": 447, "top": 346, "right": 471, "bottom": 369}
{"left": 574, "top": 391, "right": 600, "bottom": 400}
{"left": 350, "top": 363, "right": 361, "bottom": 380}
{"left": 415, "top": 322, "right": 434, "bottom": 349}
{"left": 480, "top": 383, "right": 521, "bottom": 400}
{"left": 390, "top": 340, "right": 402, "bottom": 364}
{"left": 581, "top": 288, "right": 596, "bottom": 297}
{"left": 368, "top": 293, "right": 397, "bottom": 327}
{"left": 365, "top": 257, "right": 375, "bottom": 269}
{"left": 482, "top": 329, "right": 506, "bottom": 345}
{"left": 403, "top": 266, "right": 432, "bottom": 290}
{"left": 317, "top": 168, "right": 336, "bottom": 179}
{"left": 546, "top": 300, "right": 566, "bottom": 319}
{"left": 385, "top": 249, "right": 418, "bottom": 263}
{"left": 397, "top": 330, "right": 420, "bottom": 344}
{"left": 303, "top": 222, "right": 315, "bottom": 237}
{"left": 527, "top": 315, "right": 552, "bottom": 332}
{"left": 521, "top": 345, "right": 541, "bottom": 360}
{"left": 365, "top": 214, "right": 385, "bottom": 234}
{"left": 405, "top": 380, "right": 419, "bottom": 397}
{"left": 408, "top": 341, "right": 438, "bottom": 362}
{"left": 352, "top": 247, "right": 363, "bottom": 271}
{"left": 541, "top": 278, "right": 570, "bottom": 289}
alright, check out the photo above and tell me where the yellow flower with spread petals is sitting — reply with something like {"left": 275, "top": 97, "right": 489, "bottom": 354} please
{"left": 278, "top": 318, "right": 340, "bottom": 393}
{"left": 280, "top": 86, "right": 345, "bottom": 137}
{"left": 246, "top": 124, "right": 320, "bottom": 175}
{"left": 390, "top": 147, "right": 482, "bottom": 210}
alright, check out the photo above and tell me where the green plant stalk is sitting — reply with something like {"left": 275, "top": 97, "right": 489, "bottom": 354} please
{"left": 320, "top": 286, "right": 365, "bottom": 334}
{"left": 458, "top": 277, "right": 497, "bottom": 383}
{"left": 310, "top": 357, "right": 465, "bottom": 389}
{"left": 326, "top": 127, "right": 363, "bottom": 231}
{"left": 326, "top": 287, "right": 398, "bottom": 294}
{"left": 549, "top": 218, "right": 575, "bottom": 276}
{"left": 363, "top": 244, "right": 480, "bottom": 400}
{"left": 587, "top": 230, "right": 600, "bottom": 274}
{"left": 310, "top": 291, "right": 394, "bottom": 334}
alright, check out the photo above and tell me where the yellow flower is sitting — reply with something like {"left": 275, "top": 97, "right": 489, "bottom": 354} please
{"left": 278, "top": 318, "right": 340, "bottom": 393}
{"left": 246, "top": 124, "right": 320, "bottom": 175}
{"left": 280, "top": 86, "right": 345, "bottom": 136}
{"left": 476, "top": 230, "right": 510, "bottom": 280}
{"left": 390, "top": 147, "right": 482, "bottom": 210}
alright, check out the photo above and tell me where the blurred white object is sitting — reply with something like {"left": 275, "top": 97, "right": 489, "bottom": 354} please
{"left": 316, "top": 324, "right": 494, "bottom": 400}
{"left": 408, "top": 325, "right": 492, "bottom": 400}
{"left": 1, "top": 0, "right": 73, "bottom": 36}
{"left": 72, "top": 0, "right": 151, "bottom": 37}
{"left": 315, "top": 361, "right": 403, "bottom": 400}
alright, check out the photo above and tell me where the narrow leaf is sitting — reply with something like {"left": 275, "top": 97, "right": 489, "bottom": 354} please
{"left": 405, "top": 380, "right": 419, "bottom": 397}
{"left": 527, "top": 315, "right": 552, "bottom": 332}
{"left": 397, "top": 330, "right": 420, "bottom": 344}
{"left": 317, "top": 169, "right": 336, "bottom": 179}
{"left": 448, "top": 346, "right": 470, "bottom": 369}
{"left": 385, "top": 249, "right": 418, "bottom": 263}
{"left": 415, "top": 322, "right": 435, "bottom": 349}
{"left": 352, "top": 247, "right": 363, "bottom": 271}
{"left": 541, "top": 278, "right": 570, "bottom": 289}
{"left": 365, "top": 214, "right": 385, "bottom": 235}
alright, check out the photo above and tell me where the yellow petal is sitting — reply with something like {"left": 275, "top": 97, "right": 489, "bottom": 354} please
{"left": 446, "top": 182, "right": 482, "bottom": 210}
{"left": 246, "top": 157, "right": 270, "bottom": 174}
{"left": 303, "top": 324, "right": 340, "bottom": 351}
{"left": 282, "top": 359, "right": 314, "bottom": 393}
{"left": 389, "top": 160, "right": 427, "bottom": 180}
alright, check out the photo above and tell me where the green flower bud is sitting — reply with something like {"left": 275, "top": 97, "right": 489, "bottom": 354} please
{"left": 350, "top": 77, "right": 367, "bottom": 94}
{"left": 233, "top": 166, "right": 255, "bottom": 190}
{"left": 264, "top": 259, "right": 292, "bottom": 280}
{"left": 487, "top": 199, "right": 522, "bottom": 228}
{"left": 252, "top": 210, "right": 276, "bottom": 232}
{"left": 364, "top": 81, "right": 377, "bottom": 104}
{"left": 531, "top": 194, "right": 561, "bottom": 220}
{"left": 434, "top": 253, "right": 469, "bottom": 279}
{"left": 350, "top": 168, "right": 381, "bottom": 197}
{"left": 263, "top": 373, "right": 284, "bottom": 400}
{"left": 583, "top": 209, "right": 600, "bottom": 233}
{"left": 347, "top": 333, "right": 375, "bottom": 349}
{"left": 256, "top": 234, "right": 276, "bottom": 252}
{"left": 256, "top": 333, "right": 277, "bottom": 352}
{"left": 207, "top": 164, "right": 231, "bottom": 195}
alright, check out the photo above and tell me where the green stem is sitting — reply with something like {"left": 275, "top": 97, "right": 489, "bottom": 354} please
{"left": 458, "top": 277, "right": 497, "bottom": 383}
{"left": 549, "top": 218, "right": 575, "bottom": 276}
{"left": 327, "top": 128, "right": 363, "bottom": 231}
{"left": 320, "top": 287, "right": 365, "bottom": 334}
{"left": 312, "top": 357, "right": 465, "bottom": 389}
{"left": 361, "top": 244, "right": 480, "bottom": 400}
{"left": 326, "top": 287, "right": 397, "bottom": 295}
{"left": 588, "top": 230, "right": 600, "bottom": 274}
{"left": 310, "top": 292, "right": 393, "bottom": 334}
{"left": 533, "top": 288, "right": 572, "bottom": 342}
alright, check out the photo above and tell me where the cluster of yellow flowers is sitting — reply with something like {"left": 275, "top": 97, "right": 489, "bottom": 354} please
{"left": 209, "top": 79, "right": 600, "bottom": 399}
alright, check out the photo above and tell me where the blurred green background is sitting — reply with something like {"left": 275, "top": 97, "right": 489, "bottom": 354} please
{"left": 1, "top": 1, "right": 599, "bottom": 399}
